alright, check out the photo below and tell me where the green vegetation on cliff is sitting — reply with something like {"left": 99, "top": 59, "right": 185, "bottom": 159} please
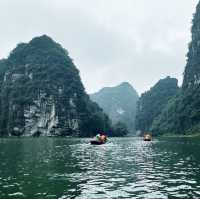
{"left": 0, "top": 35, "right": 112, "bottom": 137}
{"left": 135, "top": 77, "right": 179, "bottom": 134}
{"left": 150, "top": 2, "right": 200, "bottom": 135}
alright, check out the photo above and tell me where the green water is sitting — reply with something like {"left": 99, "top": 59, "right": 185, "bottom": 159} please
{"left": 0, "top": 137, "right": 200, "bottom": 199}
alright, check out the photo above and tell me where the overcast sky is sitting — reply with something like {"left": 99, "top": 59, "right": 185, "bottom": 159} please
{"left": 0, "top": 0, "right": 198, "bottom": 95}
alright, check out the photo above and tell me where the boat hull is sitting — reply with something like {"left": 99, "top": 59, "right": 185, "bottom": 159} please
{"left": 90, "top": 140, "right": 105, "bottom": 145}
{"left": 144, "top": 138, "right": 151, "bottom": 141}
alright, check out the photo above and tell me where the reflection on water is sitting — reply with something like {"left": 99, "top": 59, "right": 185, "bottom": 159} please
{"left": 0, "top": 137, "right": 200, "bottom": 198}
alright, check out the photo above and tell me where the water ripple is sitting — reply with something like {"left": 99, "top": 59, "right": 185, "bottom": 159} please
{"left": 0, "top": 137, "right": 200, "bottom": 198}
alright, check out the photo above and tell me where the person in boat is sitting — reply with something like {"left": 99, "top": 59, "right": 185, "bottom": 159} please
{"left": 144, "top": 133, "right": 151, "bottom": 141}
{"left": 95, "top": 133, "right": 101, "bottom": 141}
{"left": 99, "top": 133, "right": 107, "bottom": 143}
{"left": 95, "top": 133, "right": 107, "bottom": 143}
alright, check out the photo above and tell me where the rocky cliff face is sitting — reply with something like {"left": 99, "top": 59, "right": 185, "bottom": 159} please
{"left": 183, "top": 2, "right": 200, "bottom": 90}
{"left": 0, "top": 35, "right": 111, "bottom": 137}
{"left": 90, "top": 82, "right": 139, "bottom": 133}
{"left": 179, "top": 1, "right": 200, "bottom": 132}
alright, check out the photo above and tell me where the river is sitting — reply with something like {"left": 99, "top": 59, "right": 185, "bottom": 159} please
{"left": 0, "top": 137, "right": 200, "bottom": 198}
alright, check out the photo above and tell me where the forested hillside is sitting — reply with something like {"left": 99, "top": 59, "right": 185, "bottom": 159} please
{"left": 90, "top": 82, "right": 139, "bottom": 133}
{"left": 0, "top": 35, "right": 112, "bottom": 137}
{"left": 135, "top": 77, "right": 179, "bottom": 134}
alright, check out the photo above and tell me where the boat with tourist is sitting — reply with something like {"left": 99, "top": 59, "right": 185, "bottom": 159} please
{"left": 90, "top": 133, "right": 108, "bottom": 145}
{"left": 143, "top": 133, "right": 152, "bottom": 141}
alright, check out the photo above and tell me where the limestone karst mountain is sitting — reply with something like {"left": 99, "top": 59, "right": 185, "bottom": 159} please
{"left": 0, "top": 35, "right": 111, "bottom": 137}
{"left": 90, "top": 82, "right": 139, "bottom": 133}
{"left": 135, "top": 77, "right": 179, "bottom": 134}
{"left": 150, "top": 2, "right": 200, "bottom": 135}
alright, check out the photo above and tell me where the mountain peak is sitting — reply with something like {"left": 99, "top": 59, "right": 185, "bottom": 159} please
{"left": 118, "top": 82, "right": 134, "bottom": 89}
{"left": 119, "top": 82, "right": 130, "bottom": 85}
{"left": 28, "top": 35, "right": 62, "bottom": 51}
{"left": 8, "top": 35, "right": 69, "bottom": 65}
{"left": 94, "top": 82, "right": 136, "bottom": 95}
{"left": 90, "top": 82, "right": 139, "bottom": 133}
{"left": 29, "top": 35, "right": 55, "bottom": 46}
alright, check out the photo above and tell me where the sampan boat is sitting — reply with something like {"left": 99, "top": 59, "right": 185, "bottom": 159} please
{"left": 90, "top": 140, "right": 106, "bottom": 145}
{"left": 143, "top": 134, "right": 152, "bottom": 141}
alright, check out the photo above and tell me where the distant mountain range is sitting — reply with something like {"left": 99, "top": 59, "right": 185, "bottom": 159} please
{"left": 90, "top": 82, "right": 139, "bottom": 133}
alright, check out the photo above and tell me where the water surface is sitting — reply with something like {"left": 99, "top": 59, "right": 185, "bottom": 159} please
{"left": 0, "top": 137, "right": 200, "bottom": 198}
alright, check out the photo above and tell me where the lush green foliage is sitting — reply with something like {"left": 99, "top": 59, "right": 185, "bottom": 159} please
{"left": 150, "top": 93, "right": 181, "bottom": 135}
{"left": 109, "top": 122, "right": 129, "bottom": 137}
{"left": 135, "top": 77, "right": 179, "bottom": 134}
{"left": 0, "top": 35, "right": 112, "bottom": 137}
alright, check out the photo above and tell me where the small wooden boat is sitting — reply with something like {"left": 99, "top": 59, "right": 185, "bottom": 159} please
{"left": 90, "top": 140, "right": 106, "bottom": 145}
{"left": 144, "top": 134, "right": 152, "bottom": 141}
